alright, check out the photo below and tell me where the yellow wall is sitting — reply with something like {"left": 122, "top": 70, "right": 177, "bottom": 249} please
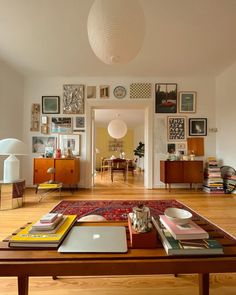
{"left": 95, "top": 127, "right": 134, "bottom": 169}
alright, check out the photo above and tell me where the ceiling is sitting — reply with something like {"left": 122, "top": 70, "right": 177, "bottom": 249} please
{"left": 1, "top": 0, "right": 236, "bottom": 77}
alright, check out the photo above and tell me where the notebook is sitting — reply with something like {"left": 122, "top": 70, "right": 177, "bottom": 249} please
{"left": 58, "top": 226, "right": 128, "bottom": 253}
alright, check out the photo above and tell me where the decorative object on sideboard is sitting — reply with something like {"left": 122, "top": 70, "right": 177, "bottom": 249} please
{"left": 189, "top": 118, "right": 207, "bottom": 136}
{"left": 87, "top": 0, "right": 145, "bottom": 65}
{"left": 130, "top": 83, "right": 151, "bottom": 99}
{"left": 179, "top": 91, "right": 197, "bottom": 113}
{"left": 167, "top": 116, "right": 186, "bottom": 141}
{"left": 155, "top": 83, "right": 177, "bottom": 113}
{"left": 42, "top": 96, "right": 60, "bottom": 114}
{"left": 63, "top": 84, "right": 84, "bottom": 114}
{"left": 0, "top": 138, "right": 27, "bottom": 182}
{"left": 30, "top": 103, "right": 40, "bottom": 131}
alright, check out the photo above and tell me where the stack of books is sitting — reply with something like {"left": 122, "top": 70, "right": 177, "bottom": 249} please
{"left": 152, "top": 215, "right": 223, "bottom": 255}
{"left": 203, "top": 157, "right": 224, "bottom": 193}
{"left": 9, "top": 213, "right": 77, "bottom": 248}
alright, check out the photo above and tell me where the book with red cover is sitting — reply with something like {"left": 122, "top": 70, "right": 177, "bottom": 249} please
{"left": 159, "top": 215, "right": 209, "bottom": 240}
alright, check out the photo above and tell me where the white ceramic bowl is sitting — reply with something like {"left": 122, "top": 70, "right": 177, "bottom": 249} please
{"left": 164, "top": 208, "right": 192, "bottom": 225}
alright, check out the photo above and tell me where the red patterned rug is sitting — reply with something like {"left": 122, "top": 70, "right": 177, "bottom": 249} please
{"left": 50, "top": 199, "right": 236, "bottom": 244}
{"left": 51, "top": 199, "right": 185, "bottom": 221}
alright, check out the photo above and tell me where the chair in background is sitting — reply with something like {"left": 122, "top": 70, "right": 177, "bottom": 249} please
{"left": 100, "top": 157, "right": 110, "bottom": 178}
{"left": 127, "top": 159, "right": 135, "bottom": 176}
{"left": 110, "top": 158, "right": 127, "bottom": 182}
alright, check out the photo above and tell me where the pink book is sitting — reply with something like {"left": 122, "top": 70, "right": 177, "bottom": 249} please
{"left": 32, "top": 214, "right": 63, "bottom": 231}
{"left": 159, "top": 215, "right": 209, "bottom": 240}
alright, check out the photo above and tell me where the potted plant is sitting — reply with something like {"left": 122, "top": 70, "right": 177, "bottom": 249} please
{"left": 134, "top": 142, "right": 145, "bottom": 171}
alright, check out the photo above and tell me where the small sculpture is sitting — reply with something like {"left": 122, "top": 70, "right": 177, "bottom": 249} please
{"left": 131, "top": 204, "right": 152, "bottom": 233}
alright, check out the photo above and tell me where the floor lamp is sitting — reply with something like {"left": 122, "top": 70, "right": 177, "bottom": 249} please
{"left": 0, "top": 138, "right": 27, "bottom": 182}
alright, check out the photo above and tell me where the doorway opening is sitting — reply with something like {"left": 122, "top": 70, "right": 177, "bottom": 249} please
{"left": 94, "top": 109, "right": 145, "bottom": 188}
{"left": 85, "top": 100, "right": 153, "bottom": 189}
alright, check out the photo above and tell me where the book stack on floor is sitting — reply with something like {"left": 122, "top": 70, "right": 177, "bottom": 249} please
{"left": 203, "top": 157, "right": 224, "bottom": 193}
{"left": 152, "top": 215, "right": 223, "bottom": 255}
{"left": 9, "top": 213, "right": 77, "bottom": 248}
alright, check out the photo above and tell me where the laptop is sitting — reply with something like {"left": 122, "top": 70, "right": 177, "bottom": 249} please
{"left": 58, "top": 226, "right": 128, "bottom": 253}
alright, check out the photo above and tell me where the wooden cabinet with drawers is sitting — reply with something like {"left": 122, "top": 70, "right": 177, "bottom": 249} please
{"left": 160, "top": 160, "right": 203, "bottom": 190}
{"left": 33, "top": 158, "right": 80, "bottom": 187}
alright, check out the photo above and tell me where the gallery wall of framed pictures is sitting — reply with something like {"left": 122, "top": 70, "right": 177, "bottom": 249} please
{"left": 29, "top": 80, "right": 208, "bottom": 159}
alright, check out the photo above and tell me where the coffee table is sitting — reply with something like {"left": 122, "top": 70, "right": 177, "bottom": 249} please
{"left": 1, "top": 220, "right": 236, "bottom": 295}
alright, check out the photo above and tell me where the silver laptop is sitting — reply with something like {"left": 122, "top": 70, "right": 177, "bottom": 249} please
{"left": 58, "top": 226, "right": 128, "bottom": 253}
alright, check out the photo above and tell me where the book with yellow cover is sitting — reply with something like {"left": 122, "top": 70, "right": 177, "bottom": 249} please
{"left": 38, "top": 183, "right": 62, "bottom": 189}
{"left": 9, "top": 215, "right": 77, "bottom": 248}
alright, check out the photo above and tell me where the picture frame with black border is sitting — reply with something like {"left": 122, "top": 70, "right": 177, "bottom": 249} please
{"left": 73, "top": 116, "right": 85, "bottom": 130}
{"left": 189, "top": 118, "right": 207, "bottom": 136}
{"left": 42, "top": 96, "right": 60, "bottom": 114}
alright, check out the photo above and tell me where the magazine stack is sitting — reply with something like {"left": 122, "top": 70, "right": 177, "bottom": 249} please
{"left": 203, "top": 157, "right": 224, "bottom": 193}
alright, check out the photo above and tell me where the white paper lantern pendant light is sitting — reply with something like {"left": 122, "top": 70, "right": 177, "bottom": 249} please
{"left": 87, "top": 0, "right": 145, "bottom": 65}
{"left": 108, "top": 117, "right": 127, "bottom": 139}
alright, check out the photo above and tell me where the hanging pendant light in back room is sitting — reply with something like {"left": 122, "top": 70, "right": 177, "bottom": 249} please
{"left": 87, "top": 0, "right": 146, "bottom": 65}
{"left": 108, "top": 117, "right": 127, "bottom": 139}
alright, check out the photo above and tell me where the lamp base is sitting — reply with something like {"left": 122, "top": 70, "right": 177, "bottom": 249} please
{"left": 3, "top": 155, "right": 20, "bottom": 182}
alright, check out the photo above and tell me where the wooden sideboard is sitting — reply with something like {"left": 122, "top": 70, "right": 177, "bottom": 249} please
{"left": 160, "top": 160, "right": 203, "bottom": 190}
{"left": 33, "top": 158, "right": 80, "bottom": 187}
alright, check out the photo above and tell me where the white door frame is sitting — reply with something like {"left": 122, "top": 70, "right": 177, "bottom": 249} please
{"left": 85, "top": 100, "right": 153, "bottom": 189}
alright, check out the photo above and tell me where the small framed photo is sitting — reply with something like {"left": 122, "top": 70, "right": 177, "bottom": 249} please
{"left": 73, "top": 116, "right": 85, "bottom": 130}
{"left": 100, "top": 85, "right": 110, "bottom": 99}
{"left": 179, "top": 91, "right": 196, "bottom": 113}
{"left": 87, "top": 86, "right": 96, "bottom": 99}
{"left": 51, "top": 117, "right": 72, "bottom": 133}
{"left": 42, "top": 96, "right": 60, "bottom": 114}
{"left": 167, "top": 116, "right": 186, "bottom": 141}
{"left": 167, "top": 143, "right": 176, "bottom": 153}
{"left": 59, "top": 134, "right": 80, "bottom": 156}
{"left": 189, "top": 118, "right": 207, "bottom": 136}
{"left": 41, "top": 116, "right": 48, "bottom": 124}
{"left": 41, "top": 125, "right": 49, "bottom": 134}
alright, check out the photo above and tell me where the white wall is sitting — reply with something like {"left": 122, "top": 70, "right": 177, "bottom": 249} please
{"left": 23, "top": 76, "right": 216, "bottom": 188}
{"left": 0, "top": 62, "right": 24, "bottom": 179}
{"left": 216, "top": 62, "right": 236, "bottom": 169}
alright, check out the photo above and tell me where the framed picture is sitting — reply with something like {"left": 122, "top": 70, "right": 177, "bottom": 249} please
{"left": 167, "top": 143, "right": 176, "bottom": 153}
{"left": 155, "top": 83, "right": 177, "bottom": 113}
{"left": 179, "top": 91, "right": 196, "bottom": 113}
{"left": 59, "top": 134, "right": 80, "bottom": 156}
{"left": 167, "top": 116, "right": 186, "bottom": 141}
{"left": 63, "top": 84, "right": 85, "bottom": 114}
{"left": 42, "top": 96, "right": 60, "bottom": 114}
{"left": 87, "top": 86, "right": 96, "bottom": 99}
{"left": 32, "top": 136, "right": 57, "bottom": 153}
{"left": 51, "top": 117, "right": 72, "bottom": 133}
{"left": 189, "top": 118, "right": 207, "bottom": 136}
{"left": 41, "top": 125, "right": 49, "bottom": 134}
{"left": 30, "top": 103, "right": 40, "bottom": 131}
{"left": 73, "top": 116, "right": 85, "bottom": 130}
{"left": 100, "top": 85, "right": 110, "bottom": 98}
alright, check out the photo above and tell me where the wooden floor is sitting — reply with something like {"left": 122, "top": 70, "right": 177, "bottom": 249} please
{"left": 0, "top": 172, "right": 236, "bottom": 294}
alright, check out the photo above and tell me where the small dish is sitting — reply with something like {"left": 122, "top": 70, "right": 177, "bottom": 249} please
{"left": 164, "top": 208, "right": 192, "bottom": 225}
